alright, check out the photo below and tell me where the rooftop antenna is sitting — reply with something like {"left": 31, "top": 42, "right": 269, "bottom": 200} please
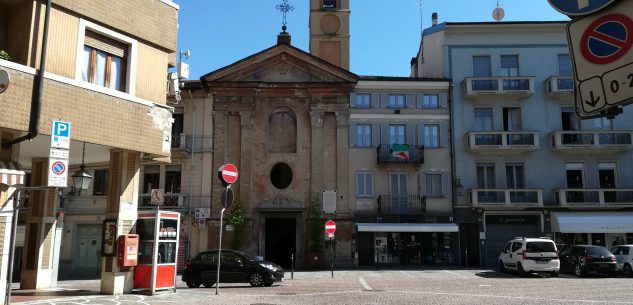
{"left": 415, "top": 0, "right": 429, "bottom": 36}
{"left": 492, "top": 0, "right": 505, "bottom": 22}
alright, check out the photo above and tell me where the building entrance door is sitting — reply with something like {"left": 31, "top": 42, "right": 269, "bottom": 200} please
{"left": 265, "top": 218, "right": 296, "bottom": 268}
{"left": 75, "top": 224, "right": 102, "bottom": 278}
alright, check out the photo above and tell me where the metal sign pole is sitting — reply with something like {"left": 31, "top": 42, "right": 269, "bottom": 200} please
{"left": 215, "top": 207, "right": 226, "bottom": 295}
{"left": 5, "top": 190, "right": 20, "bottom": 305}
{"left": 330, "top": 237, "right": 334, "bottom": 278}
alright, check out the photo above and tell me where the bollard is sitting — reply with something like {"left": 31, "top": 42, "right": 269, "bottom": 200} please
{"left": 465, "top": 249, "right": 469, "bottom": 269}
{"left": 291, "top": 253, "right": 294, "bottom": 280}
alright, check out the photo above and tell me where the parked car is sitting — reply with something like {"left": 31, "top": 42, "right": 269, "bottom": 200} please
{"left": 610, "top": 245, "right": 633, "bottom": 277}
{"left": 559, "top": 245, "right": 618, "bottom": 277}
{"left": 182, "top": 250, "right": 284, "bottom": 288}
{"left": 498, "top": 237, "right": 560, "bottom": 277}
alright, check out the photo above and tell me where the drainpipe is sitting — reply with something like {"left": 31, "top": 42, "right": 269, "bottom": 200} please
{"left": 187, "top": 89, "right": 195, "bottom": 260}
{"left": 2, "top": 0, "right": 52, "bottom": 149}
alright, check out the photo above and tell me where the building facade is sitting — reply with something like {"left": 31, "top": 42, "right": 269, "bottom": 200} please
{"left": 349, "top": 77, "right": 455, "bottom": 267}
{"left": 0, "top": 0, "right": 178, "bottom": 297}
{"left": 413, "top": 19, "right": 633, "bottom": 268}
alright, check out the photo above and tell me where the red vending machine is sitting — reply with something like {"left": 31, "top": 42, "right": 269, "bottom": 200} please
{"left": 133, "top": 211, "right": 180, "bottom": 294}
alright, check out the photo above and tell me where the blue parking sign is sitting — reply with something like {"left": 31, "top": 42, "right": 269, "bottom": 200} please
{"left": 50, "top": 121, "right": 71, "bottom": 149}
{"left": 548, "top": 0, "right": 618, "bottom": 16}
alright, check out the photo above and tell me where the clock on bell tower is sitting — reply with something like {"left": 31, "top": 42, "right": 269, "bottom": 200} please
{"left": 309, "top": 0, "right": 350, "bottom": 70}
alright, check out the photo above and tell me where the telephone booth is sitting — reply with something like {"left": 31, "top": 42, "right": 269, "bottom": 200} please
{"left": 133, "top": 211, "right": 180, "bottom": 294}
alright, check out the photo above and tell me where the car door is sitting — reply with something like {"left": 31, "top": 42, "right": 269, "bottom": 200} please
{"left": 508, "top": 241, "right": 523, "bottom": 269}
{"left": 500, "top": 241, "right": 512, "bottom": 267}
{"left": 559, "top": 247, "right": 573, "bottom": 272}
{"left": 610, "top": 246, "right": 624, "bottom": 270}
{"left": 197, "top": 252, "right": 219, "bottom": 283}
{"left": 221, "top": 253, "right": 243, "bottom": 283}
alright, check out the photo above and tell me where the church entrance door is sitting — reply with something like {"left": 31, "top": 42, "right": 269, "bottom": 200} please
{"left": 265, "top": 218, "right": 296, "bottom": 268}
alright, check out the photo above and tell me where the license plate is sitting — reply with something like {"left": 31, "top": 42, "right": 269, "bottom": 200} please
{"left": 536, "top": 261, "right": 547, "bottom": 264}
{"left": 281, "top": 278, "right": 284, "bottom": 282}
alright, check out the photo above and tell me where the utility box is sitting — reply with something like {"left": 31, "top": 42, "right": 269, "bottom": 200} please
{"left": 118, "top": 234, "right": 139, "bottom": 267}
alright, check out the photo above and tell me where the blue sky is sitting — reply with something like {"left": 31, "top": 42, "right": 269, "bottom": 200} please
{"left": 176, "top": 0, "right": 570, "bottom": 78}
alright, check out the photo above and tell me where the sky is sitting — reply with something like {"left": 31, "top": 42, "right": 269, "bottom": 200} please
{"left": 176, "top": 0, "right": 570, "bottom": 78}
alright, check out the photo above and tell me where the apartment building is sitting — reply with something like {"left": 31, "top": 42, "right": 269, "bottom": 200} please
{"left": 349, "top": 77, "right": 455, "bottom": 267}
{"left": 413, "top": 18, "right": 633, "bottom": 268}
{"left": 0, "top": 0, "right": 178, "bottom": 296}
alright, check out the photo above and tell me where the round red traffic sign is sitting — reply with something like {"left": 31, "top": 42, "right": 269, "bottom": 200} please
{"left": 220, "top": 163, "right": 238, "bottom": 184}
{"left": 325, "top": 220, "right": 336, "bottom": 234}
{"left": 51, "top": 161, "right": 66, "bottom": 175}
{"left": 580, "top": 14, "right": 633, "bottom": 65}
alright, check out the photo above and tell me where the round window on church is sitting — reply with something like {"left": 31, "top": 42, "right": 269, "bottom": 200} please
{"left": 270, "top": 163, "right": 293, "bottom": 189}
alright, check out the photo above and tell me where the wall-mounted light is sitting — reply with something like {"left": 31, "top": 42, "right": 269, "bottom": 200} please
{"left": 70, "top": 142, "right": 92, "bottom": 195}
{"left": 454, "top": 178, "right": 464, "bottom": 196}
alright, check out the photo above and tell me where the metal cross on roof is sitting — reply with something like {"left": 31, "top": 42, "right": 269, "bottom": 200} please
{"left": 275, "top": 0, "right": 294, "bottom": 31}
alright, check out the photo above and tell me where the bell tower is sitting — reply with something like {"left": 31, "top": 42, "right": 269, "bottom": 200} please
{"left": 309, "top": 0, "right": 350, "bottom": 70}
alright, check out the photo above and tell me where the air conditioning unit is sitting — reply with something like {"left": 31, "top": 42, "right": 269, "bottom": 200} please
{"left": 166, "top": 72, "right": 181, "bottom": 103}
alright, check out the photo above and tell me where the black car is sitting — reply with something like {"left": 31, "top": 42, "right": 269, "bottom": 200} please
{"left": 182, "top": 250, "right": 284, "bottom": 288}
{"left": 559, "top": 245, "right": 618, "bottom": 277}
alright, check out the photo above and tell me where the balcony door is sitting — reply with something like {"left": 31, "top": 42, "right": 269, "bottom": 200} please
{"left": 477, "top": 163, "right": 497, "bottom": 202}
{"left": 566, "top": 163, "right": 585, "bottom": 203}
{"left": 389, "top": 173, "right": 409, "bottom": 213}
{"left": 599, "top": 163, "right": 617, "bottom": 202}
{"left": 561, "top": 107, "right": 580, "bottom": 131}
{"left": 503, "top": 108, "right": 522, "bottom": 131}
{"left": 389, "top": 124, "right": 406, "bottom": 145}
{"left": 506, "top": 163, "right": 527, "bottom": 203}
{"left": 473, "top": 56, "right": 494, "bottom": 90}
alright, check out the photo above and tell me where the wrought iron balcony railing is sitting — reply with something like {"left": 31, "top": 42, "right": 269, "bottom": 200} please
{"left": 377, "top": 195, "right": 425, "bottom": 214}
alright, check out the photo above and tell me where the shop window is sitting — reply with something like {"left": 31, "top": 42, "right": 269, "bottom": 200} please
{"left": 92, "top": 169, "right": 108, "bottom": 196}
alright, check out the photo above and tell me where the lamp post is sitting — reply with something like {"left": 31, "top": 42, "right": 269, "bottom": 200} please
{"left": 71, "top": 142, "right": 92, "bottom": 194}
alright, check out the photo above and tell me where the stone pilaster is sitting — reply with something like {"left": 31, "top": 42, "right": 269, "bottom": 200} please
{"left": 335, "top": 112, "right": 350, "bottom": 214}
{"left": 310, "top": 109, "right": 324, "bottom": 196}
{"left": 100, "top": 150, "right": 140, "bottom": 295}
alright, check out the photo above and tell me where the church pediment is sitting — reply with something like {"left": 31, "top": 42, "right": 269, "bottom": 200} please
{"left": 201, "top": 44, "right": 357, "bottom": 84}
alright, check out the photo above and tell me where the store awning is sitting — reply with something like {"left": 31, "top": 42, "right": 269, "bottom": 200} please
{"left": 551, "top": 212, "right": 633, "bottom": 233}
{"left": 0, "top": 161, "right": 25, "bottom": 186}
{"left": 356, "top": 223, "right": 458, "bottom": 233}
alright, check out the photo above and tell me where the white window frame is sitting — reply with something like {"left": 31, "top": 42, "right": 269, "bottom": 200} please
{"left": 355, "top": 93, "right": 371, "bottom": 108}
{"left": 422, "top": 94, "right": 439, "bottom": 109}
{"left": 356, "top": 124, "right": 372, "bottom": 147}
{"left": 75, "top": 19, "right": 138, "bottom": 95}
{"left": 356, "top": 171, "right": 374, "bottom": 197}
{"left": 424, "top": 124, "right": 439, "bottom": 148}
{"left": 425, "top": 173, "right": 443, "bottom": 198}
{"left": 388, "top": 94, "right": 405, "bottom": 109}
{"left": 389, "top": 124, "right": 406, "bottom": 144}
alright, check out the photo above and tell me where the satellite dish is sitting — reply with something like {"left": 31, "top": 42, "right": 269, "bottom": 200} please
{"left": 493, "top": 7, "right": 505, "bottom": 21}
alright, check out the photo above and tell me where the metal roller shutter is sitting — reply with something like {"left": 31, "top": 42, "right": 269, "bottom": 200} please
{"left": 485, "top": 224, "right": 539, "bottom": 268}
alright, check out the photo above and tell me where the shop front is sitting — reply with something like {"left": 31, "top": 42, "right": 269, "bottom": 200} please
{"left": 551, "top": 212, "right": 633, "bottom": 249}
{"left": 356, "top": 223, "right": 458, "bottom": 267}
{"left": 483, "top": 213, "right": 542, "bottom": 268}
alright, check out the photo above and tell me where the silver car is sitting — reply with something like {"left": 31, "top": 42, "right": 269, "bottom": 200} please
{"left": 610, "top": 245, "right": 633, "bottom": 277}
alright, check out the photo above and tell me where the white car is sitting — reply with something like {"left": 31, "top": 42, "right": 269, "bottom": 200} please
{"left": 610, "top": 245, "right": 633, "bottom": 277}
{"left": 499, "top": 238, "right": 560, "bottom": 277}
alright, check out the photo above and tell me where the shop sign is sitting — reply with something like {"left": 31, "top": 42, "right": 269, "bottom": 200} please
{"left": 486, "top": 215, "right": 539, "bottom": 225}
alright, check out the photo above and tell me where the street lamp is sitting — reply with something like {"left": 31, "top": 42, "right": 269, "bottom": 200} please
{"left": 71, "top": 142, "right": 92, "bottom": 195}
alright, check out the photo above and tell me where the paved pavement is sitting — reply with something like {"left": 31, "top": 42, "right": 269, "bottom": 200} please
{"left": 10, "top": 269, "right": 633, "bottom": 305}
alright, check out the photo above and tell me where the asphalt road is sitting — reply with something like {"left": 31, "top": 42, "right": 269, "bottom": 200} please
{"left": 15, "top": 269, "right": 633, "bottom": 305}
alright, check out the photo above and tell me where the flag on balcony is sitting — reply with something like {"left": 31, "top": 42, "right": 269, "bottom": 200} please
{"left": 391, "top": 144, "right": 409, "bottom": 160}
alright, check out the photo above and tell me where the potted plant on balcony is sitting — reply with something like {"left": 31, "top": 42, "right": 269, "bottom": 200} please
{"left": 0, "top": 50, "right": 10, "bottom": 61}
{"left": 306, "top": 193, "right": 325, "bottom": 269}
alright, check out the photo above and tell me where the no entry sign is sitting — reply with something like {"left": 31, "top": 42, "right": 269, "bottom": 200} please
{"left": 219, "top": 163, "right": 238, "bottom": 185}
{"left": 325, "top": 220, "right": 336, "bottom": 234}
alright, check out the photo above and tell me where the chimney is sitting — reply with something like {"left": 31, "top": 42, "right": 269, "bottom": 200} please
{"left": 432, "top": 12, "right": 438, "bottom": 26}
{"left": 277, "top": 25, "right": 291, "bottom": 45}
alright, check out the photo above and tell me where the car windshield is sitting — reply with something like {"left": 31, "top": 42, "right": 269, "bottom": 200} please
{"left": 526, "top": 242, "right": 556, "bottom": 252}
{"left": 587, "top": 247, "right": 612, "bottom": 256}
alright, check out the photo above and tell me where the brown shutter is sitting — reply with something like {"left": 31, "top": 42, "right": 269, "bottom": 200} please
{"left": 84, "top": 31, "right": 128, "bottom": 58}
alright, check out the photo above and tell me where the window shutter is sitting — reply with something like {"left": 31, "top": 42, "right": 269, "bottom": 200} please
{"left": 350, "top": 92, "right": 357, "bottom": 108}
{"left": 406, "top": 94, "right": 415, "bottom": 108}
{"left": 371, "top": 93, "right": 380, "bottom": 108}
{"left": 419, "top": 173, "right": 426, "bottom": 196}
{"left": 366, "top": 173, "right": 374, "bottom": 197}
{"left": 439, "top": 93, "right": 449, "bottom": 109}
{"left": 416, "top": 93, "right": 424, "bottom": 108}
{"left": 356, "top": 173, "right": 364, "bottom": 196}
{"left": 84, "top": 31, "right": 128, "bottom": 58}
{"left": 380, "top": 93, "right": 389, "bottom": 108}
{"left": 417, "top": 124, "right": 424, "bottom": 146}
{"left": 440, "top": 122, "right": 449, "bottom": 147}
{"left": 406, "top": 124, "right": 415, "bottom": 145}
{"left": 381, "top": 124, "right": 389, "bottom": 145}
{"left": 349, "top": 124, "right": 357, "bottom": 147}
{"left": 371, "top": 124, "right": 380, "bottom": 147}
{"left": 442, "top": 173, "right": 451, "bottom": 198}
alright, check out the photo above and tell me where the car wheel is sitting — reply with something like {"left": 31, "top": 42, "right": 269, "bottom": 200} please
{"left": 517, "top": 263, "right": 527, "bottom": 277}
{"left": 249, "top": 272, "right": 265, "bottom": 287}
{"left": 624, "top": 264, "right": 633, "bottom": 277}
{"left": 550, "top": 270, "right": 559, "bottom": 277}
{"left": 186, "top": 273, "right": 202, "bottom": 288}
{"left": 574, "top": 264, "right": 585, "bottom": 277}
{"left": 202, "top": 281, "right": 215, "bottom": 288}
{"left": 498, "top": 260, "right": 507, "bottom": 273}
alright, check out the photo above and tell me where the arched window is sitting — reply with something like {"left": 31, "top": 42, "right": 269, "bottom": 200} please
{"left": 268, "top": 107, "right": 297, "bottom": 153}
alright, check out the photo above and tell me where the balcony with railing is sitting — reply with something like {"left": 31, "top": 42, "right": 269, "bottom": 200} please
{"left": 377, "top": 144, "right": 424, "bottom": 164}
{"left": 185, "top": 135, "right": 213, "bottom": 152}
{"left": 546, "top": 76, "right": 574, "bottom": 99}
{"left": 467, "top": 131, "right": 540, "bottom": 154}
{"left": 469, "top": 189, "right": 543, "bottom": 208}
{"left": 377, "top": 195, "right": 426, "bottom": 215}
{"left": 550, "top": 131, "right": 633, "bottom": 153}
{"left": 554, "top": 189, "right": 633, "bottom": 207}
{"left": 463, "top": 76, "right": 535, "bottom": 100}
{"left": 139, "top": 193, "right": 186, "bottom": 210}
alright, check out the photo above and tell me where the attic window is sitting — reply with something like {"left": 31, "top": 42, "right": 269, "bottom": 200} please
{"left": 323, "top": 0, "right": 336, "bottom": 9}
